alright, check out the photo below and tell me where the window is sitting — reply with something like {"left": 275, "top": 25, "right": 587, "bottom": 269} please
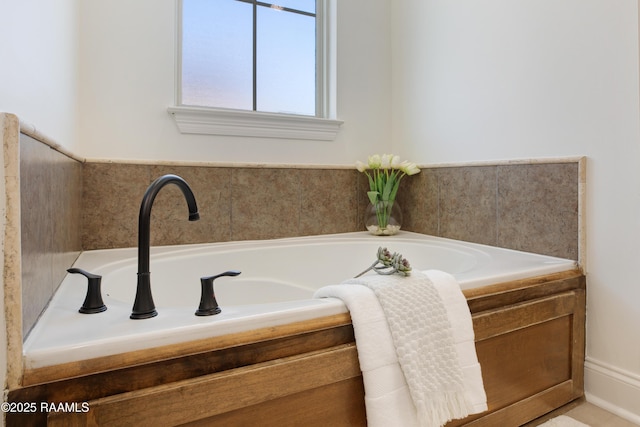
{"left": 169, "top": 0, "right": 342, "bottom": 140}
{"left": 182, "top": 0, "right": 316, "bottom": 115}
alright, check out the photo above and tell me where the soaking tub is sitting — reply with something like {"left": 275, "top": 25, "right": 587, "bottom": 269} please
{"left": 24, "top": 231, "right": 574, "bottom": 370}
{"left": 13, "top": 231, "right": 584, "bottom": 427}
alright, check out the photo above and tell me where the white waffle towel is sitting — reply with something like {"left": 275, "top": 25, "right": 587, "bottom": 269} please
{"left": 314, "top": 270, "right": 487, "bottom": 427}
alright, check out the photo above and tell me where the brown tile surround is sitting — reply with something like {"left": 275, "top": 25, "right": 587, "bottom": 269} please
{"left": 81, "top": 164, "right": 360, "bottom": 249}
{"left": 11, "top": 129, "right": 582, "bottom": 340}
{"left": 497, "top": 163, "right": 580, "bottom": 259}
{"left": 398, "top": 162, "right": 580, "bottom": 260}
{"left": 80, "top": 161, "right": 579, "bottom": 260}
{"left": 19, "top": 134, "right": 82, "bottom": 338}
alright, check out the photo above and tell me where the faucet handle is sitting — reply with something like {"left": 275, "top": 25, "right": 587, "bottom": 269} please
{"left": 196, "top": 270, "right": 241, "bottom": 316}
{"left": 67, "top": 268, "right": 107, "bottom": 314}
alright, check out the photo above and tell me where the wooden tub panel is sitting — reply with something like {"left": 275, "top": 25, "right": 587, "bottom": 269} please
{"left": 446, "top": 287, "right": 585, "bottom": 426}
{"left": 477, "top": 315, "right": 572, "bottom": 410}
{"left": 184, "top": 377, "right": 367, "bottom": 427}
{"left": 47, "top": 344, "right": 365, "bottom": 427}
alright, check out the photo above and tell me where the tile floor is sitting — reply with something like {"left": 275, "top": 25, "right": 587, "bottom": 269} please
{"left": 526, "top": 401, "right": 639, "bottom": 427}
{"left": 563, "top": 402, "right": 639, "bottom": 427}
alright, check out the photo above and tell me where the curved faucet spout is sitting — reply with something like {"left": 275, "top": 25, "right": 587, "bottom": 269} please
{"left": 131, "top": 174, "right": 200, "bottom": 319}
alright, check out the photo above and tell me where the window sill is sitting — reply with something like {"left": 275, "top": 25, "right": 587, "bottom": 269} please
{"left": 168, "top": 106, "right": 343, "bottom": 141}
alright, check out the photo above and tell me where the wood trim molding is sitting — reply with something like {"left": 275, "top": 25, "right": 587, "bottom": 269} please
{"left": 22, "top": 313, "right": 352, "bottom": 387}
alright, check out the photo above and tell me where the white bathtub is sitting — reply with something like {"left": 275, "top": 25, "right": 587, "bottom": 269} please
{"left": 23, "top": 231, "right": 576, "bottom": 369}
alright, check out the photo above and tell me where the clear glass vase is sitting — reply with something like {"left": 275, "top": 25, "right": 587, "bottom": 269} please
{"left": 364, "top": 200, "right": 402, "bottom": 236}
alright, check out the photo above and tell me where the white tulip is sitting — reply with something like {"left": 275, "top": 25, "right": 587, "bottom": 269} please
{"left": 400, "top": 161, "right": 420, "bottom": 175}
{"left": 368, "top": 154, "right": 382, "bottom": 169}
{"left": 381, "top": 154, "right": 393, "bottom": 169}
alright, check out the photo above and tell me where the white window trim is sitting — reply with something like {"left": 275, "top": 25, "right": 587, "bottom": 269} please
{"left": 167, "top": 106, "right": 342, "bottom": 140}
{"left": 169, "top": 0, "right": 342, "bottom": 141}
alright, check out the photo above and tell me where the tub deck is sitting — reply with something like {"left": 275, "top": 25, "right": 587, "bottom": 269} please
{"left": 9, "top": 269, "right": 585, "bottom": 427}
{"left": 22, "top": 231, "right": 577, "bottom": 371}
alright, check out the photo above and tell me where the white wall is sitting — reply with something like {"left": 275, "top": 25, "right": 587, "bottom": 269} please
{"left": 0, "top": 0, "right": 79, "bottom": 153}
{"left": 391, "top": 0, "right": 640, "bottom": 422}
{"left": 76, "top": 0, "right": 391, "bottom": 165}
{"left": 0, "top": 2, "right": 79, "bottom": 423}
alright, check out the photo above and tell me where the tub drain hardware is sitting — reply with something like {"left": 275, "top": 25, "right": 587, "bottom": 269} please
{"left": 67, "top": 268, "right": 108, "bottom": 314}
{"left": 196, "top": 270, "right": 242, "bottom": 316}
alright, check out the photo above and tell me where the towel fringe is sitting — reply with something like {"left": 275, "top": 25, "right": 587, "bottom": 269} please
{"left": 415, "top": 391, "right": 473, "bottom": 427}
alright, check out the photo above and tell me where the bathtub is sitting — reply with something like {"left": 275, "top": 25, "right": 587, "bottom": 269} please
{"left": 23, "top": 231, "right": 576, "bottom": 370}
